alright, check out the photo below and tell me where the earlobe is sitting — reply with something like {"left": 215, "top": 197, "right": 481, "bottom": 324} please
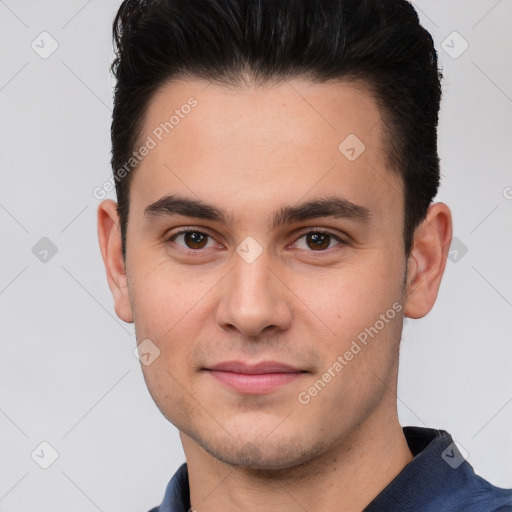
{"left": 97, "top": 199, "right": 134, "bottom": 323}
{"left": 403, "top": 202, "right": 453, "bottom": 319}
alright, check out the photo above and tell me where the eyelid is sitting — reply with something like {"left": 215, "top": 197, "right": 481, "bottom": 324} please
{"left": 293, "top": 227, "right": 347, "bottom": 243}
{"left": 165, "top": 226, "right": 223, "bottom": 251}
{"left": 166, "top": 226, "right": 216, "bottom": 239}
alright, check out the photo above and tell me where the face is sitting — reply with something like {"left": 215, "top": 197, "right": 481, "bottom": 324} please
{"left": 115, "top": 78, "right": 410, "bottom": 470}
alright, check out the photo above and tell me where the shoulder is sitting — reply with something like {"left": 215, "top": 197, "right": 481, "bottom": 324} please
{"left": 378, "top": 426, "right": 512, "bottom": 512}
{"left": 144, "top": 462, "right": 190, "bottom": 512}
{"left": 449, "top": 469, "right": 512, "bottom": 512}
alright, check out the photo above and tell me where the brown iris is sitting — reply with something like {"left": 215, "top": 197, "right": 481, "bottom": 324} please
{"left": 306, "top": 232, "right": 331, "bottom": 250}
{"left": 184, "top": 231, "right": 209, "bottom": 249}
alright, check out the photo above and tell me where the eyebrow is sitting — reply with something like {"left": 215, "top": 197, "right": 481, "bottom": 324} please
{"left": 144, "top": 194, "right": 373, "bottom": 229}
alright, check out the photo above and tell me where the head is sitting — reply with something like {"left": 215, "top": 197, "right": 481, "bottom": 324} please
{"left": 98, "top": 0, "right": 452, "bottom": 470}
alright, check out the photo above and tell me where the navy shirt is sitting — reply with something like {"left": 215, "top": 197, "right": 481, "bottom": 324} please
{"left": 148, "top": 426, "right": 512, "bottom": 512}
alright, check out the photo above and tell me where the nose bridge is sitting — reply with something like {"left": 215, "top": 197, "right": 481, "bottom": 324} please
{"left": 233, "top": 249, "right": 272, "bottom": 299}
{"left": 217, "top": 247, "right": 291, "bottom": 337}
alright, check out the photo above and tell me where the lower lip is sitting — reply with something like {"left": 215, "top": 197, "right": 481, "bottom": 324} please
{"left": 207, "top": 370, "right": 304, "bottom": 394}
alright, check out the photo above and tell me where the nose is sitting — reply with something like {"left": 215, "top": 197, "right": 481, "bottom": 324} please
{"left": 216, "top": 250, "right": 293, "bottom": 338}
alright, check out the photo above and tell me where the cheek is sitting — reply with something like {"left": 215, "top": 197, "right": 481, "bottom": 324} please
{"left": 292, "top": 257, "right": 403, "bottom": 346}
{"left": 128, "top": 254, "right": 201, "bottom": 336}
{"left": 296, "top": 287, "right": 403, "bottom": 422}
{"left": 140, "top": 358, "right": 197, "bottom": 431}
{"left": 129, "top": 262, "right": 204, "bottom": 423}
{"left": 128, "top": 277, "right": 200, "bottom": 417}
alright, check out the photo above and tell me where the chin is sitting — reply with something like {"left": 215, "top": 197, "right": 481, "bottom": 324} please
{"left": 192, "top": 429, "right": 328, "bottom": 472}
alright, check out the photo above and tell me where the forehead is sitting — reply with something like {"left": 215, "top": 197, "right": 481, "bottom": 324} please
{"left": 143, "top": 77, "right": 383, "bottom": 154}
{"left": 130, "top": 77, "right": 402, "bottom": 229}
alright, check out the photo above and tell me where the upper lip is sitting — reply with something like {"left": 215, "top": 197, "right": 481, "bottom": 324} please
{"left": 206, "top": 360, "right": 305, "bottom": 374}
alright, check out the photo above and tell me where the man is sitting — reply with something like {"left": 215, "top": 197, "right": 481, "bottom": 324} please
{"left": 97, "top": 0, "right": 512, "bottom": 510}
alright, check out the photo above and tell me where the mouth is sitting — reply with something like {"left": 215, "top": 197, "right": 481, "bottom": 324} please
{"left": 203, "top": 360, "right": 308, "bottom": 394}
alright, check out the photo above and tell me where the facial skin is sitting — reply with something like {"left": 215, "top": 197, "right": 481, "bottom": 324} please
{"left": 98, "top": 78, "right": 452, "bottom": 511}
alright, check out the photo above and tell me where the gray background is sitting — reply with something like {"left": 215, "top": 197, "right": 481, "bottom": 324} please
{"left": 1, "top": 0, "right": 511, "bottom": 511}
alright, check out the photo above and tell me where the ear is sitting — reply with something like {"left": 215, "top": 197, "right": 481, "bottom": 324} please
{"left": 404, "top": 202, "right": 452, "bottom": 319}
{"left": 97, "top": 199, "right": 133, "bottom": 323}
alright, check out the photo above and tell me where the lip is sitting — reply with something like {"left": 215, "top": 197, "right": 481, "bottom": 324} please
{"left": 204, "top": 360, "right": 307, "bottom": 394}
{"left": 207, "top": 360, "right": 304, "bottom": 374}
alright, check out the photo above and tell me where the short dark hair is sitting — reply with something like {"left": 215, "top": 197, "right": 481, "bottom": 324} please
{"left": 110, "top": 0, "right": 442, "bottom": 259}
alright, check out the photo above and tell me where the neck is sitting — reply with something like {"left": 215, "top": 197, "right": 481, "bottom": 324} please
{"left": 182, "top": 396, "right": 413, "bottom": 512}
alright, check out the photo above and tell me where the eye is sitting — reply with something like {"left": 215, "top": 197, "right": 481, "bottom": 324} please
{"left": 167, "top": 229, "right": 217, "bottom": 250}
{"left": 293, "top": 230, "right": 345, "bottom": 251}
{"left": 165, "top": 227, "right": 346, "bottom": 255}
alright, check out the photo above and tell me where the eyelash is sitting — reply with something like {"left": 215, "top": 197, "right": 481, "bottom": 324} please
{"left": 164, "top": 227, "right": 347, "bottom": 256}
